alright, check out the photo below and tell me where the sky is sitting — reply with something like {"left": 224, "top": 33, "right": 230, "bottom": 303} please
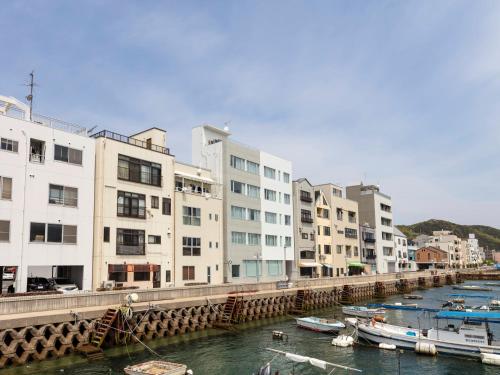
{"left": 1, "top": 1, "right": 499, "bottom": 228}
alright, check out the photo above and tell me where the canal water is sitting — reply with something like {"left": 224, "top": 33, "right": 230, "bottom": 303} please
{"left": 4, "top": 281, "right": 500, "bottom": 375}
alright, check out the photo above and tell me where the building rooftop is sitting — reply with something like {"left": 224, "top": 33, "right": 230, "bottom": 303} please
{"left": 91, "top": 130, "right": 171, "bottom": 155}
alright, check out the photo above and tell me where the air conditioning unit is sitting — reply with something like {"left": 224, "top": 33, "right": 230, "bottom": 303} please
{"left": 182, "top": 187, "right": 189, "bottom": 192}
{"left": 102, "top": 280, "right": 115, "bottom": 289}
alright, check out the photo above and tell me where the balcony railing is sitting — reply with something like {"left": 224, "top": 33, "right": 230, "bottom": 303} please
{"left": 363, "top": 237, "right": 376, "bottom": 243}
{"left": 301, "top": 215, "right": 313, "bottom": 223}
{"left": 92, "top": 130, "right": 171, "bottom": 155}
{"left": 116, "top": 244, "right": 145, "bottom": 255}
{"left": 29, "top": 153, "right": 45, "bottom": 163}
{"left": 300, "top": 194, "right": 313, "bottom": 203}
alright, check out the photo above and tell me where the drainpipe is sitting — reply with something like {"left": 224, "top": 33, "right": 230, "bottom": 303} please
{"left": 18, "top": 130, "right": 28, "bottom": 292}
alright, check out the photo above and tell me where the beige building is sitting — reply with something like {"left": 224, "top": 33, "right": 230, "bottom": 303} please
{"left": 173, "top": 162, "right": 223, "bottom": 286}
{"left": 315, "top": 189, "right": 333, "bottom": 277}
{"left": 92, "top": 128, "right": 175, "bottom": 289}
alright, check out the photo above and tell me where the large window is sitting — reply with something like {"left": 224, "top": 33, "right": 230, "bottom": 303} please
{"left": 117, "top": 154, "right": 161, "bottom": 186}
{"left": 183, "top": 206, "right": 201, "bottom": 225}
{"left": 183, "top": 237, "right": 201, "bottom": 256}
{"left": 264, "top": 166, "right": 276, "bottom": 179}
{"left": 383, "top": 247, "right": 393, "bottom": 256}
{"left": 382, "top": 232, "right": 393, "bottom": 241}
{"left": 49, "top": 184, "right": 78, "bottom": 207}
{"left": 0, "top": 177, "right": 12, "bottom": 200}
{"left": 231, "top": 231, "right": 246, "bottom": 245}
{"left": 108, "top": 264, "right": 127, "bottom": 282}
{"left": 230, "top": 180, "right": 245, "bottom": 194}
{"left": 264, "top": 189, "right": 276, "bottom": 201}
{"left": 134, "top": 271, "right": 150, "bottom": 281}
{"left": 0, "top": 221, "right": 10, "bottom": 242}
{"left": 182, "top": 266, "right": 195, "bottom": 281}
{"left": 54, "top": 145, "right": 82, "bottom": 165}
{"left": 116, "top": 228, "right": 145, "bottom": 255}
{"left": 247, "top": 184, "right": 260, "bottom": 198}
{"left": 231, "top": 205, "right": 246, "bottom": 220}
{"left": 267, "top": 260, "right": 282, "bottom": 276}
{"left": 1, "top": 138, "right": 18, "bottom": 153}
{"left": 29, "top": 223, "right": 76, "bottom": 244}
{"left": 244, "top": 260, "right": 261, "bottom": 277}
{"left": 117, "top": 191, "right": 145, "bottom": 218}
{"left": 265, "top": 235, "right": 277, "bottom": 247}
{"left": 248, "top": 208, "right": 260, "bottom": 221}
{"left": 230, "top": 155, "right": 245, "bottom": 170}
{"left": 246, "top": 160, "right": 259, "bottom": 174}
{"left": 248, "top": 233, "right": 261, "bottom": 246}
{"left": 265, "top": 211, "right": 277, "bottom": 224}
{"left": 381, "top": 217, "right": 392, "bottom": 226}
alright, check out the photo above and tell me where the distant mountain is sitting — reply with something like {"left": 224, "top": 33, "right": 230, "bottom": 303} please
{"left": 397, "top": 219, "right": 500, "bottom": 250}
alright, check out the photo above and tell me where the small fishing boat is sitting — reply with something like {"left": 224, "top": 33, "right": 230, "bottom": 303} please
{"left": 342, "top": 306, "right": 386, "bottom": 318}
{"left": 485, "top": 282, "right": 500, "bottom": 287}
{"left": 124, "top": 360, "right": 190, "bottom": 375}
{"left": 296, "top": 316, "right": 345, "bottom": 333}
{"left": 403, "top": 294, "right": 423, "bottom": 300}
{"left": 453, "top": 285, "right": 493, "bottom": 292}
{"left": 490, "top": 300, "right": 500, "bottom": 311}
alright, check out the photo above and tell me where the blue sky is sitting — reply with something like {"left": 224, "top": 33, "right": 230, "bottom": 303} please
{"left": 2, "top": 1, "right": 499, "bottom": 227}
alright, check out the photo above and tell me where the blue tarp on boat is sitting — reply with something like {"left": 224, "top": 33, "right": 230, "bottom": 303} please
{"left": 448, "top": 294, "right": 492, "bottom": 299}
{"left": 436, "top": 310, "right": 500, "bottom": 323}
{"left": 367, "top": 303, "right": 440, "bottom": 312}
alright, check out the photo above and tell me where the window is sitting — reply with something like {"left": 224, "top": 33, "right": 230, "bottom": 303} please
{"left": 336, "top": 245, "right": 342, "bottom": 254}
{"left": 264, "top": 189, "right": 276, "bottom": 201}
{"left": 301, "top": 232, "right": 309, "bottom": 239}
{"left": 30, "top": 223, "right": 46, "bottom": 242}
{"left": 264, "top": 166, "right": 276, "bottom": 179}
{"left": 284, "top": 193, "right": 290, "bottom": 204}
{"left": 285, "top": 236, "right": 292, "bottom": 247}
{"left": 336, "top": 208, "right": 343, "bottom": 221}
{"left": 215, "top": 214, "right": 219, "bottom": 221}
{"left": 345, "top": 228, "right": 358, "bottom": 239}
{"left": 283, "top": 172, "right": 290, "bottom": 183}
{"left": 232, "top": 265, "right": 240, "bottom": 278}
{"left": 324, "top": 245, "right": 331, "bottom": 254}
{"left": 54, "top": 145, "right": 82, "bottom": 165}
{"left": 108, "top": 264, "right": 127, "bottom": 282}
{"left": 244, "top": 260, "right": 261, "bottom": 277}
{"left": 165, "top": 270, "right": 172, "bottom": 282}
{"left": 346, "top": 246, "right": 352, "bottom": 258}
{"left": 247, "top": 208, "right": 260, "bottom": 221}
{"left": 1, "top": 138, "right": 18, "bottom": 152}
{"left": 182, "top": 266, "right": 195, "bottom": 281}
{"left": 0, "top": 177, "right": 12, "bottom": 200}
{"left": 265, "top": 235, "right": 277, "bottom": 246}
{"left": 134, "top": 271, "right": 150, "bottom": 281}
{"left": 354, "top": 246, "right": 359, "bottom": 256}
{"left": 246, "top": 160, "right": 259, "bottom": 174}
{"left": 63, "top": 225, "right": 77, "bottom": 244}
{"left": 46, "top": 223, "right": 62, "bottom": 243}
{"left": 265, "top": 212, "right": 277, "bottom": 224}
{"left": 381, "top": 217, "right": 392, "bottom": 226}
{"left": 151, "top": 196, "right": 159, "bottom": 209}
{"left": 248, "top": 233, "right": 261, "bottom": 246}
{"left": 231, "top": 206, "right": 246, "bottom": 220}
{"left": 231, "top": 231, "right": 246, "bottom": 245}
{"left": 49, "top": 185, "right": 78, "bottom": 207}
{"left": 29, "top": 139, "right": 45, "bottom": 163}
{"left": 317, "top": 226, "right": 321, "bottom": 236}
{"left": 247, "top": 184, "right": 260, "bottom": 198}
{"left": 30, "top": 223, "right": 76, "bottom": 244}
{"left": 162, "top": 198, "right": 171, "bottom": 215}
{"left": 117, "top": 154, "right": 161, "bottom": 186}
{"left": 230, "top": 155, "right": 245, "bottom": 170}
{"left": 383, "top": 247, "right": 393, "bottom": 256}
{"left": 103, "top": 227, "right": 110, "bottom": 242}
{"left": 183, "top": 237, "right": 201, "bottom": 256}
{"left": 116, "top": 228, "right": 145, "bottom": 255}
{"left": 117, "top": 191, "right": 146, "bottom": 218}
{"left": 0, "top": 221, "right": 9, "bottom": 241}
{"left": 284, "top": 215, "right": 291, "bottom": 226}
{"left": 267, "top": 260, "right": 282, "bottom": 276}
{"left": 148, "top": 235, "right": 161, "bottom": 244}
{"left": 382, "top": 232, "right": 393, "bottom": 241}
{"left": 183, "top": 206, "right": 201, "bottom": 225}
{"left": 231, "top": 180, "right": 245, "bottom": 194}
{"left": 324, "top": 226, "right": 331, "bottom": 236}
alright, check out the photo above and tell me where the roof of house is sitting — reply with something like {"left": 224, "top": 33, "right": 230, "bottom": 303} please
{"left": 393, "top": 227, "right": 406, "bottom": 238}
{"left": 417, "top": 246, "right": 448, "bottom": 254}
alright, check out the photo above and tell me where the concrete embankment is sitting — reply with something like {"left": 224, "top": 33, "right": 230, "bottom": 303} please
{"left": 0, "top": 270, "right": 462, "bottom": 368}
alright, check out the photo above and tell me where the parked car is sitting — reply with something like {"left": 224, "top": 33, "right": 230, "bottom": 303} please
{"left": 48, "top": 278, "right": 79, "bottom": 294}
{"left": 27, "top": 277, "right": 51, "bottom": 292}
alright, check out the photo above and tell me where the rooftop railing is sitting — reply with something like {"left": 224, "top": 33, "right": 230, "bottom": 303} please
{"left": 92, "top": 130, "right": 171, "bottom": 155}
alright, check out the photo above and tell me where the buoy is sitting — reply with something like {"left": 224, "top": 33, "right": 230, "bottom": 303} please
{"left": 379, "top": 343, "right": 396, "bottom": 350}
{"left": 481, "top": 353, "right": 500, "bottom": 366}
{"left": 415, "top": 342, "right": 437, "bottom": 355}
{"left": 332, "top": 335, "right": 354, "bottom": 347}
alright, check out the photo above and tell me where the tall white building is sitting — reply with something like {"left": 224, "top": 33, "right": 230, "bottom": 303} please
{"left": 467, "top": 234, "right": 481, "bottom": 265}
{"left": 192, "top": 125, "right": 294, "bottom": 283}
{"left": 0, "top": 96, "right": 95, "bottom": 292}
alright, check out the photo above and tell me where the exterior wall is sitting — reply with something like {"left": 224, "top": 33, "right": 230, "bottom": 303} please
{"left": 421, "top": 231, "right": 461, "bottom": 268}
{"left": 0, "top": 110, "right": 95, "bottom": 292}
{"left": 394, "top": 230, "right": 409, "bottom": 272}
{"left": 315, "top": 191, "right": 332, "bottom": 277}
{"left": 416, "top": 247, "right": 448, "bottom": 267}
{"left": 173, "top": 162, "right": 223, "bottom": 286}
{"left": 467, "top": 234, "right": 481, "bottom": 264}
{"left": 92, "top": 132, "right": 175, "bottom": 290}
{"left": 360, "top": 224, "right": 377, "bottom": 273}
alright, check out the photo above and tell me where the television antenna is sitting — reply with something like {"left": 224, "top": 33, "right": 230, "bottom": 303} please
{"left": 24, "top": 71, "right": 38, "bottom": 121}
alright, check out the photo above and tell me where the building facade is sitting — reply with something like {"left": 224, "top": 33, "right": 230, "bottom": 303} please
{"left": 0, "top": 96, "right": 95, "bottom": 292}
{"left": 173, "top": 161, "right": 223, "bottom": 286}
{"left": 192, "top": 125, "right": 294, "bottom": 283}
{"left": 416, "top": 246, "right": 448, "bottom": 269}
{"left": 393, "top": 227, "right": 409, "bottom": 272}
{"left": 346, "top": 184, "right": 395, "bottom": 274}
{"left": 92, "top": 128, "right": 175, "bottom": 289}
{"left": 360, "top": 223, "right": 377, "bottom": 273}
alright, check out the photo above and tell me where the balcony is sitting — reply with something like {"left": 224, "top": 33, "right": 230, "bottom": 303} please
{"left": 300, "top": 250, "right": 316, "bottom": 260}
{"left": 301, "top": 215, "right": 313, "bottom": 223}
{"left": 92, "top": 130, "right": 171, "bottom": 155}
{"left": 300, "top": 193, "right": 313, "bottom": 203}
{"left": 363, "top": 237, "right": 376, "bottom": 243}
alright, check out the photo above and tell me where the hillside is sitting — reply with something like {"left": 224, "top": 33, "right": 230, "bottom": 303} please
{"left": 397, "top": 219, "right": 500, "bottom": 250}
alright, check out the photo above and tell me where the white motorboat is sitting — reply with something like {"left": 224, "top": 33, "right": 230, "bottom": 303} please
{"left": 296, "top": 316, "right": 345, "bottom": 333}
{"left": 342, "top": 306, "right": 386, "bottom": 318}
{"left": 347, "top": 317, "right": 500, "bottom": 360}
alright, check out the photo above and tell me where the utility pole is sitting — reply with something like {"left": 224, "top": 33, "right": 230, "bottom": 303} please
{"left": 25, "top": 71, "right": 36, "bottom": 121}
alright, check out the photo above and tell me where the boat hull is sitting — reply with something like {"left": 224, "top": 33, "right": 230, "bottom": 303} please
{"left": 296, "top": 319, "right": 343, "bottom": 333}
{"left": 342, "top": 307, "right": 385, "bottom": 318}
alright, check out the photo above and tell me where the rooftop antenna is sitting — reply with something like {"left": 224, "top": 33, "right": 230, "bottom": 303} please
{"left": 24, "top": 71, "right": 38, "bottom": 121}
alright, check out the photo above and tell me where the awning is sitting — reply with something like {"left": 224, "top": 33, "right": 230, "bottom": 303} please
{"left": 321, "top": 264, "right": 334, "bottom": 269}
{"left": 174, "top": 170, "right": 214, "bottom": 183}
{"left": 348, "top": 262, "right": 365, "bottom": 268}
{"left": 299, "top": 262, "right": 321, "bottom": 268}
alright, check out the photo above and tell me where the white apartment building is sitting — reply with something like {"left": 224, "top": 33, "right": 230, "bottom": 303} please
{"left": 174, "top": 161, "right": 224, "bottom": 286}
{"left": 92, "top": 128, "right": 175, "bottom": 289}
{"left": 192, "top": 125, "right": 294, "bottom": 283}
{"left": 0, "top": 96, "right": 95, "bottom": 292}
{"left": 393, "top": 227, "right": 410, "bottom": 272}
{"left": 346, "top": 184, "right": 395, "bottom": 273}
{"left": 467, "top": 233, "right": 481, "bottom": 265}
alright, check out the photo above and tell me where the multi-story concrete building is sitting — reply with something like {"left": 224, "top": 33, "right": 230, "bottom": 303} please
{"left": 393, "top": 227, "right": 409, "bottom": 272}
{"left": 314, "top": 189, "right": 333, "bottom": 277}
{"left": 0, "top": 95, "right": 95, "bottom": 292}
{"left": 92, "top": 128, "right": 175, "bottom": 289}
{"left": 192, "top": 125, "right": 293, "bottom": 283}
{"left": 346, "top": 184, "right": 395, "bottom": 273}
{"left": 360, "top": 223, "right": 377, "bottom": 274}
{"left": 315, "top": 183, "right": 361, "bottom": 276}
{"left": 407, "top": 240, "right": 418, "bottom": 271}
{"left": 173, "top": 161, "right": 223, "bottom": 286}
{"left": 292, "top": 178, "right": 319, "bottom": 279}
{"left": 418, "top": 230, "right": 461, "bottom": 268}
{"left": 467, "top": 234, "right": 481, "bottom": 265}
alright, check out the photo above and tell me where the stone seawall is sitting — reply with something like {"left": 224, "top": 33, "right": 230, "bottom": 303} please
{"left": 0, "top": 271, "right": 461, "bottom": 368}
